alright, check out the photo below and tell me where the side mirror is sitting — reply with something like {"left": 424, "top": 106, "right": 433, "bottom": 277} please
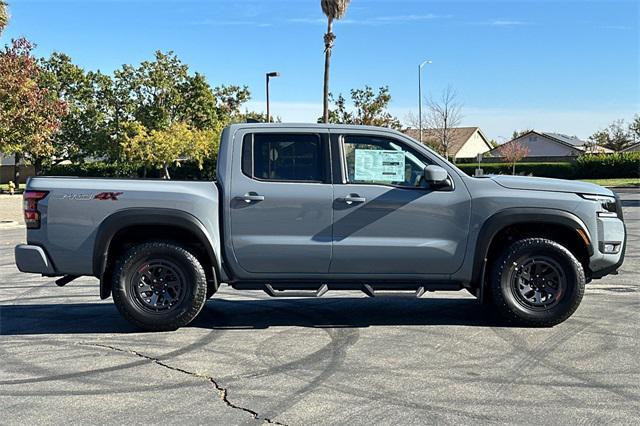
{"left": 423, "top": 165, "right": 448, "bottom": 185}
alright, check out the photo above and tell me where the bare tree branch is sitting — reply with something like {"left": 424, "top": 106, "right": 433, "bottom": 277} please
{"left": 424, "top": 86, "right": 463, "bottom": 160}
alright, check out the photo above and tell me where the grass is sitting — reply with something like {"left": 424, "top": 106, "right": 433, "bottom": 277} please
{"left": 578, "top": 178, "right": 640, "bottom": 188}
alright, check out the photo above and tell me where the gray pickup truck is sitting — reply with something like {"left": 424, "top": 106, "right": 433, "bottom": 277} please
{"left": 15, "top": 123, "right": 626, "bottom": 330}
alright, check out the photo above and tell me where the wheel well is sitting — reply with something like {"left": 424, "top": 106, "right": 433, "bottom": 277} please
{"left": 484, "top": 222, "right": 591, "bottom": 287}
{"left": 100, "top": 225, "right": 217, "bottom": 299}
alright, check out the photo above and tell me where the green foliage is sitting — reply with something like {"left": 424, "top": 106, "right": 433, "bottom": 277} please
{"left": 629, "top": 114, "right": 640, "bottom": 143}
{"left": 574, "top": 153, "right": 640, "bottom": 179}
{"left": 588, "top": 119, "right": 634, "bottom": 151}
{"left": 44, "top": 161, "right": 139, "bottom": 178}
{"left": 458, "top": 162, "right": 576, "bottom": 179}
{"left": 458, "top": 153, "right": 640, "bottom": 179}
{"left": 0, "top": 1, "right": 9, "bottom": 36}
{"left": 0, "top": 38, "right": 68, "bottom": 173}
{"left": 511, "top": 129, "right": 533, "bottom": 140}
{"left": 120, "top": 121, "right": 218, "bottom": 179}
{"left": 322, "top": 86, "right": 401, "bottom": 129}
{"left": 40, "top": 52, "right": 109, "bottom": 163}
{"left": 43, "top": 158, "right": 218, "bottom": 181}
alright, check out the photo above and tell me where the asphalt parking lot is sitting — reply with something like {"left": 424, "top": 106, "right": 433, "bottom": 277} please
{"left": 1, "top": 189, "right": 638, "bottom": 425}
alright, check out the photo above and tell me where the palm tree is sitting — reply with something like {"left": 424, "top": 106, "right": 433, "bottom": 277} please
{"left": 321, "top": 0, "right": 350, "bottom": 123}
{"left": 0, "top": 1, "right": 9, "bottom": 36}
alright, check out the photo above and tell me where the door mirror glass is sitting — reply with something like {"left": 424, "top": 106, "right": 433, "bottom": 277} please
{"left": 423, "top": 165, "right": 448, "bottom": 185}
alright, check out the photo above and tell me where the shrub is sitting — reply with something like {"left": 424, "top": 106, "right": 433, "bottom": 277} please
{"left": 574, "top": 153, "right": 640, "bottom": 179}
{"left": 458, "top": 153, "right": 640, "bottom": 179}
{"left": 457, "top": 162, "right": 575, "bottom": 179}
{"left": 44, "top": 162, "right": 140, "bottom": 178}
{"left": 44, "top": 158, "right": 218, "bottom": 180}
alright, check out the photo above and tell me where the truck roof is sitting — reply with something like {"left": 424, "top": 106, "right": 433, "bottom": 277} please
{"left": 225, "top": 122, "right": 405, "bottom": 134}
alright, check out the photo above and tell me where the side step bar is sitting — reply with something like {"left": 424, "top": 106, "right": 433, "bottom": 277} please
{"left": 260, "top": 283, "right": 429, "bottom": 298}
{"left": 362, "top": 284, "right": 425, "bottom": 298}
{"left": 264, "top": 283, "right": 329, "bottom": 298}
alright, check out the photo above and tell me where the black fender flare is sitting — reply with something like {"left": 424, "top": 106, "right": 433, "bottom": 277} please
{"left": 93, "top": 208, "right": 219, "bottom": 299}
{"left": 472, "top": 208, "right": 593, "bottom": 299}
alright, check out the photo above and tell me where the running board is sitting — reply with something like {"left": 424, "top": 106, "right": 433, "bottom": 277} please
{"left": 264, "top": 283, "right": 329, "bottom": 298}
{"left": 362, "top": 284, "right": 425, "bottom": 298}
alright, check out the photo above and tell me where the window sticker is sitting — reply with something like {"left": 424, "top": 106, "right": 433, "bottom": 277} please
{"left": 354, "top": 149, "right": 405, "bottom": 182}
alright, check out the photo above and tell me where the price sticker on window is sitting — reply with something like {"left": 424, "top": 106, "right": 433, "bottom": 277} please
{"left": 354, "top": 149, "right": 405, "bottom": 182}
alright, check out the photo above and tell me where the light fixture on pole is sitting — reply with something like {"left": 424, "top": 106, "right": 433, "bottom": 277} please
{"left": 418, "top": 60, "right": 432, "bottom": 143}
{"left": 266, "top": 72, "right": 280, "bottom": 123}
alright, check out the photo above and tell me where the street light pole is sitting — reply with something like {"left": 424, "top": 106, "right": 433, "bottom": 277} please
{"left": 266, "top": 71, "right": 280, "bottom": 123}
{"left": 418, "top": 60, "right": 432, "bottom": 143}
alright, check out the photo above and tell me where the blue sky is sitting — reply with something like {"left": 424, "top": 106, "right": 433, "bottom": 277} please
{"left": 3, "top": 0, "right": 638, "bottom": 140}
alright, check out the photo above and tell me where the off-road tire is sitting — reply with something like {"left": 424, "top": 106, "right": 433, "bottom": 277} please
{"left": 112, "top": 242, "right": 207, "bottom": 331}
{"left": 490, "top": 238, "right": 585, "bottom": 327}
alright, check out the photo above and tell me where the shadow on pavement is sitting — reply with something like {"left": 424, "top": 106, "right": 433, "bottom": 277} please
{"left": 0, "top": 297, "right": 506, "bottom": 335}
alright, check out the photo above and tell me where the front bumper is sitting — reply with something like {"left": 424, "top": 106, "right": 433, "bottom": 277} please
{"left": 589, "top": 215, "right": 626, "bottom": 279}
{"left": 15, "top": 244, "right": 56, "bottom": 275}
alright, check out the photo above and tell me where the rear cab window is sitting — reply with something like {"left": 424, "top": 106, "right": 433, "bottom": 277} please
{"left": 242, "top": 133, "right": 330, "bottom": 183}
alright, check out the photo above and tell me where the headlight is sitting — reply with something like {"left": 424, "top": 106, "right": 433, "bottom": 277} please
{"left": 580, "top": 194, "right": 618, "bottom": 218}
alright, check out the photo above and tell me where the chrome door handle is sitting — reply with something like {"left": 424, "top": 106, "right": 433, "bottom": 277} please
{"left": 237, "top": 193, "right": 265, "bottom": 203}
{"left": 342, "top": 194, "right": 366, "bottom": 205}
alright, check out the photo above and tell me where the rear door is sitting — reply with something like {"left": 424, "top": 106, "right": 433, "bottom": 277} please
{"left": 228, "top": 128, "right": 333, "bottom": 276}
{"left": 330, "top": 131, "right": 471, "bottom": 276}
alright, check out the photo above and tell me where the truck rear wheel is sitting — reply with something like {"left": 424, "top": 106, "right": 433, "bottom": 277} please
{"left": 490, "top": 238, "right": 585, "bottom": 327}
{"left": 112, "top": 242, "right": 207, "bottom": 331}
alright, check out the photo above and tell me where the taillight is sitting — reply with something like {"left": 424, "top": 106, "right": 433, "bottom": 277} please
{"left": 23, "top": 190, "right": 48, "bottom": 229}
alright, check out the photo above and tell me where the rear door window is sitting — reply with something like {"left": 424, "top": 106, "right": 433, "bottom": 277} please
{"left": 242, "top": 133, "right": 328, "bottom": 183}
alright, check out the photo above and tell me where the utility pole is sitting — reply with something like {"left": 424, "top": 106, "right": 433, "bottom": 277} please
{"left": 418, "top": 60, "right": 432, "bottom": 143}
{"left": 266, "top": 72, "right": 280, "bottom": 123}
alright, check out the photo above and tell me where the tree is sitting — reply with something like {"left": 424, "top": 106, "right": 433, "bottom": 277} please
{"left": 40, "top": 52, "right": 108, "bottom": 163}
{"left": 629, "top": 114, "right": 640, "bottom": 143}
{"left": 424, "top": 86, "right": 463, "bottom": 160}
{"left": 497, "top": 141, "right": 529, "bottom": 175}
{"left": 0, "top": 1, "right": 9, "bottom": 36}
{"left": 0, "top": 38, "right": 67, "bottom": 179}
{"left": 512, "top": 129, "right": 533, "bottom": 140}
{"left": 212, "top": 84, "right": 251, "bottom": 121}
{"left": 111, "top": 51, "right": 249, "bottom": 173}
{"left": 321, "top": 0, "right": 351, "bottom": 123}
{"left": 589, "top": 119, "right": 633, "bottom": 152}
{"left": 128, "top": 51, "right": 190, "bottom": 131}
{"left": 120, "top": 121, "right": 215, "bottom": 179}
{"left": 323, "top": 85, "right": 402, "bottom": 129}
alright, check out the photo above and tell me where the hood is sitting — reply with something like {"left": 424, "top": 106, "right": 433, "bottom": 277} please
{"left": 490, "top": 175, "right": 613, "bottom": 196}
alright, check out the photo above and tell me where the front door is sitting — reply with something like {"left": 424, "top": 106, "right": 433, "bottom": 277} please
{"left": 229, "top": 130, "right": 333, "bottom": 276}
{"left": 330, "top": 132, "right": 471, "bottom": 275}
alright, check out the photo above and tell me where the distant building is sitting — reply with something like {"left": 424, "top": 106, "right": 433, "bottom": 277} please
{"left": 0, "top": 153, "right": 35, "bottom": 184}
{"left": 487, "top": 130, "right": 613, "bottom": 160}
{"left": 404, "top": 127, "right": 493, "bottom": 161}
{"left": 621, "top": 142, "right": 640, "bottom": 153}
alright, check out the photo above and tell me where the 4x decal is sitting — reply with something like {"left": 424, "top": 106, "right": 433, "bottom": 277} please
{"left": 94, "top": 192, "right": 124, "bottom": 201}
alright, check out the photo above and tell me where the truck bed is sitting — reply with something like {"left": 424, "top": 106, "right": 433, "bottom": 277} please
{"left": 24, "top": 177, "right": 220, "bottom": 276}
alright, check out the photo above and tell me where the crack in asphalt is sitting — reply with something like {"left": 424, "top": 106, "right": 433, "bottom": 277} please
{"left": 80, "top": 343, "right": 287, "bottom": 426}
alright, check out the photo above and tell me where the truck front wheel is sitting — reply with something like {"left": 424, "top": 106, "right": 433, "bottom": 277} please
{"left": 112, "top": 242, "right": 207, "bottom": 331}
{"left": 490, "top": 238, "right": 585, "bottom": 327}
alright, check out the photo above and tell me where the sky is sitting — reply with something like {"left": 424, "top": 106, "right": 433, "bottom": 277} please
{"left": 2, "top": 0, "right": 639, "bottom": 141}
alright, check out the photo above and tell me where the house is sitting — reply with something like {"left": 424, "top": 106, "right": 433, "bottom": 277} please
{"left": 486, "top": 130, "right": 613, "bottom": 160}
{"left": 404, "top": 127, "right": 493, "bottom": 161}
{"left": 0, "top": 153, "right": 35, "bottom": 184}
{"left": 622, "top": 142, "right": 640, "bottom": 153}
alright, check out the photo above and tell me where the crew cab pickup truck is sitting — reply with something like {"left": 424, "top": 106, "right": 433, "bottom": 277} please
{"left": 15, "top": 123, "right": 626, "bottom": 330}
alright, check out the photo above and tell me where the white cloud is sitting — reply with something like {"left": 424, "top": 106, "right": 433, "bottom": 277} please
{"left": 487, "top": 20, "right": 529, "bottom": 27}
